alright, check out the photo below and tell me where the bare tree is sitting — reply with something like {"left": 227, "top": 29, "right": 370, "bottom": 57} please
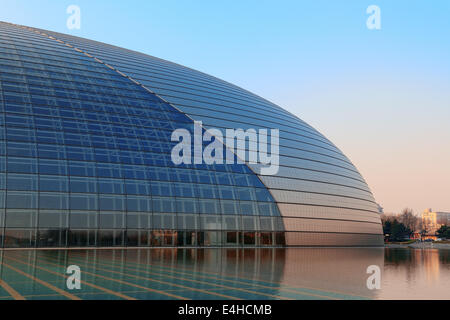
{"left": 417, "top": 219, "right": 429, "bottom": 240}
{"left": 380, "top": 213, "right": 396, "bottom": 223}
{"left": 398, "top": 208, "right": 419, "bottom": 235}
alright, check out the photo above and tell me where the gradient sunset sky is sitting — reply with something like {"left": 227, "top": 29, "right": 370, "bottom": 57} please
{"left": 1, "top": 0, "right": 449, "bottom": 215}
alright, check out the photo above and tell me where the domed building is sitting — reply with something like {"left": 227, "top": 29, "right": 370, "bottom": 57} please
{"left": 0, "top": 21, "right": 383, "bottom": 248}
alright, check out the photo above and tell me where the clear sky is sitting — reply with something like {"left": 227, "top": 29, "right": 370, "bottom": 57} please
{"left": 1, "top": 0, "right": 449, "bottom": 215}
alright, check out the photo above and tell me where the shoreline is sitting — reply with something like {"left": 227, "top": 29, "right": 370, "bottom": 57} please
{"left": 385, "top": 242, "right": 450, "bottom": 249}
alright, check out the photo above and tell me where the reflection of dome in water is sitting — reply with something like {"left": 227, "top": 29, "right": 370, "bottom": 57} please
{"left": 0, "top": 22, "right": 382, "bottom": 248}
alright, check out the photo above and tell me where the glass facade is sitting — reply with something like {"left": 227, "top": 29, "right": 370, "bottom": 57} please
{"left": 0, "top": 21, "right": 383, "bottom": 247}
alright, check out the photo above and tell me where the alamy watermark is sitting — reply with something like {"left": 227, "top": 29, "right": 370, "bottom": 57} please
{"left": 66, "top": 265, "right": 81, "bottom": 290}
{"left": 171, "top": 121, "right": 279, "bottom": 175}
{"left": 366, "top": 5, "right": 381, "bottom": 30}
{"left": 66, "top": 5, "right": 81, "bottom": 30}
{"left": 366, "top": 265, "right": 381, "bottom": 290}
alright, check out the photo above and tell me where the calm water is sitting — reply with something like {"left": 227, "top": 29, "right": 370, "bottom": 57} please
{"left": 0, "top": 248, "right": 448, "bottom": 300}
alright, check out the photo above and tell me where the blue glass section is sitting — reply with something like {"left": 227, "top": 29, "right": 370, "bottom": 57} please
{"left": 0, "top": 22, "right": 282, "bottom": 248}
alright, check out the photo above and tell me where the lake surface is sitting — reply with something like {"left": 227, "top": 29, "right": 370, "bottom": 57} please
{"left": 0, "top": 248, "right": 448, "bottom": 300}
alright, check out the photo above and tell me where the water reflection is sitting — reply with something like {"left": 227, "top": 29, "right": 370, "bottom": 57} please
{"left": 381, "top": 248, "right": 450, "bottom": 299}
{"left": 0, "top": 248, "right": 448, "bottom": 300}
{"left": 282, "top": 248, "right": 383, "bottom": 298}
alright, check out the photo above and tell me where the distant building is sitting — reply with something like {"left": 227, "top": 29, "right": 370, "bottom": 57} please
{"left": 436, "top": 211, "right": 450, "bottom": 226}
{"left": 422, "top": 209, "right": 450, "bottom": 235}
